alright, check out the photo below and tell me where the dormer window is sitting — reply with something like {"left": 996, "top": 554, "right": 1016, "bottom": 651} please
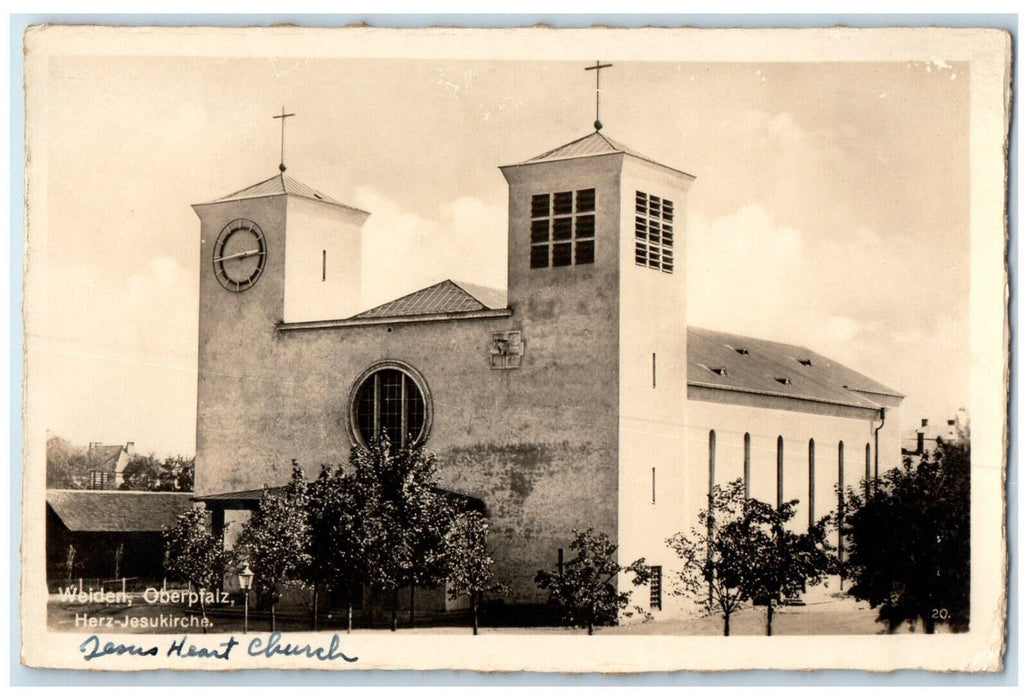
{"left": 634, "top": 190, "right": 674, "bottom": 273}
{"left": 775, "top": 377, "right": 792, "bottom": 385}
{"left": 798, "top": 358, "right": 812, "bottom": 366}
{"left": 703, "top": 365, "right": 728, "bottom": 377}
{"left": 530, "top": 189, "right": 596, "bottom": 268}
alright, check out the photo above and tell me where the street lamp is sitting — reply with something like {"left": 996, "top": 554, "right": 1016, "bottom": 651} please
{"left": 238, "top": 563, "right": 254, "bottom": 634}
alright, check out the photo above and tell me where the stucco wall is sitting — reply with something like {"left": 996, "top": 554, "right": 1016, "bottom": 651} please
{"left": 616, "top": 156, "right": 695, "bottom": 618}
{"left": 195, "top": 157, "right": 626, "bottom": 603}
{"left": 282, "top": 196, "right": 367, "bottom": 323}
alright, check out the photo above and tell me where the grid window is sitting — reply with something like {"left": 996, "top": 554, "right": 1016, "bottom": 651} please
{"left": 353, "top": 368, "right": 427, "bottom": 448}
{"left": 649, "top": 566, "right": 663, "bottom": 610}
{"left": 530, "top": 188, "right": 597, "bottom": 268}
{"left": 635, "top": 190, "right": 674, "bottom": 273}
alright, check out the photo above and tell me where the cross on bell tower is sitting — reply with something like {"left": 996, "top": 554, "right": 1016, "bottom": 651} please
{"left": 584, "top": 61, "right": 613, "bottom": 131}
{"left": 273, "top": 106, "right": 295, "bottom": 172}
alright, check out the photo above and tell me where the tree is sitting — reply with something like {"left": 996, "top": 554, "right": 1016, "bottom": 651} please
{"left": 235, "top": 466, "right": 311, "bottom": 631}
{"left": 348, "top": 435, "right": 455, "bottom": 631}
{"left": 306, "top": 464, "right": 370, "bottom": 632}
{"left": 743, "top": 500, "right": 836, "bottom": 636}
{"left": 121, "top": 454, "right": 195, "bottom": 492}
{"left": 667, "top": 479, "right": 836, "bottom": 636}
{"left": 46, "top": 435, "right": 89, "bottom": 489}
{"left": 535, "top": 529, "right": 650, "bottom": 635}
{"left": 444, "top": 510, "right": 508, "bottom": 634}
{"left": 841, "top": 438, "right": 970, "bottom": 633}
{"left": 121, "top": 453, "right": 162, "bottom": 491}
{"left": 164, "top": 507, "right": 227, "bottom": 628}
{"left": 666, "top": 480, "right": 755, "bottom": 636}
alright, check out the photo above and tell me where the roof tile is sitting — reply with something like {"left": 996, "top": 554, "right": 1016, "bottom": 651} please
{"left": 46, "top": 490, "right": 194, "bottom": 533}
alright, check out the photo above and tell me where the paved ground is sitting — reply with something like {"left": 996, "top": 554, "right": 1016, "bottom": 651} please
{"left": 48, "top": 590, "right": 921, "bottom": 636}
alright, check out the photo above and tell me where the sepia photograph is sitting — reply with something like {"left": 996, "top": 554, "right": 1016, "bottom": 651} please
{"left": 19, "top": 23, "right": 1010, "bottom": 673}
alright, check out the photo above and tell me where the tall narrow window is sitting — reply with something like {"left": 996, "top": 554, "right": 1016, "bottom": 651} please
{"left": 865, "top": 443, "right": 872, "bottom": 497}
{"left": 649, "top": 566, "right": 663, "bottom": 610}
{"left": 651, "top": 467, "right": 656, "bottom": 505}
{"left": 708, "top": 430, "right": 717, "bottom": 496}
{"left": 838, "top": 441, "right": 846, "bottom": 564}
{"left": 776, "top": 436, "right": 785, "bottom": 508}
{"left": 652, "top": 353, "right": 657, "bottom": 388}
{"left": 634, "top": 190, "right": 674, "bottom": 273}
{"left": 808, "top": 439, "right": 816, "bottom": 528}
{"left": 743, "top": 432, "right": 752, "bottom": 500}
{"left": 322, "top": 249, "right": 327, "bottom": 281}
{"left": 530, "top": 189, "right": 596, "bottom": 268}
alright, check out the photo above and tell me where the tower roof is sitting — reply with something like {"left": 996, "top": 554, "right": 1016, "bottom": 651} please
{"left": 513, "top": 131, "right": 694, "bottom": 177}
{"left": 202, "top": 173, "right": 368, "bottom": 214}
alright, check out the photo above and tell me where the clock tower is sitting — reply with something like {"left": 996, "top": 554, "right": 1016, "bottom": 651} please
{"left": 191, "top": 172, "right": 369, "bottom": 496}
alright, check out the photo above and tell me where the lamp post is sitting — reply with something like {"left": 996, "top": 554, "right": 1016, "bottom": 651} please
{"left": 238, "top": 563, "right": 253, "bottom": 634}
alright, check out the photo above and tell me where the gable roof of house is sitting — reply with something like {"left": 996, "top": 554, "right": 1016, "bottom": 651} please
{"left": 687, "top": 327, "right": 902, "bottom": 410}
{"left": 203, "top": 173, "right": 368, "bottom": 213}
{"left": 351, "top": 279, "right": 506, "bottom": 320}
{"left": 87, "top": 444, "right": 126, "bottom": 470}
{"left": 46, "top": 490, "right": 194, "bottom": 533}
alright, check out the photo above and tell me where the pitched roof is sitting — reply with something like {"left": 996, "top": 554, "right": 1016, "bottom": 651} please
{"left": 87, "top": 444, "right": 125, "bottom": 470}
{"left": 515, "top": 131, "right": 694, "bottom": 176}
{"left": 46, "top": 490, "right": 194, "bottom": 533}
{"left": 687, "top": 327, "right": 902, "bottom": 410}
{"left": 207, "top": 173, "right": 367, "bottom": 213}
{"left": 351, "top": 279, "right": 506, "bottom": 320}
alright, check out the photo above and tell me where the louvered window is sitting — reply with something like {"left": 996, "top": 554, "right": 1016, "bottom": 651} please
{"left": 634, "top": 190, "right": 674, "bottom": 273}
{"left": 650, "top": 566, "right": 663, "bottom": 610}
{"left": 530, "top": 189, "right": 596, "bottom": 268}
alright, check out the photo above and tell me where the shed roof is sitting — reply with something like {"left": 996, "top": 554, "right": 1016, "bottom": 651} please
{"left": 351, "top": 279, "right": 506, "bottom": 320}
{"left": 46, "top": 490, "right": 194, "bottom": 533}
{"left": 687, "top": 327, "right": 902, "bottom": 410}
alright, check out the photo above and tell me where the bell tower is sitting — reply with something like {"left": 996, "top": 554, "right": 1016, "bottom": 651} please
{"left": 190, "top": 170, "right": 368, "bottom": 496}
{"left": 500, "top": 118, "right": 695, "bottom": 579}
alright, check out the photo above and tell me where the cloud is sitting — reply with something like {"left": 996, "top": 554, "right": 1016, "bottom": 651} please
{"left": 352, "top": 187, "right": 507, "bottom": 309}
{"left": 35, "top": 255, "right": 199, "bottom": 456}
{"left": 687, "top": 203, "right": 969, "bottom": 422}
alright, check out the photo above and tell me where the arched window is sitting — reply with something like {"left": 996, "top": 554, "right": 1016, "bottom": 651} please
{"left": 743, "top": 432, "right": 751, "bottom": 500}
{"left": 708, "top": 430, "right": 716, "bottom": 496}
{"left": 349, "top": 362, "right": 431, "bottom": 448}
{"left": 865, "top": 442, "right": 872, "bottom": 496}
{"left": 838, "top": 441, "right": 846, "bottom": 563}
{"left": 808, "top": 438, "right": 816, "bottom": 527}
{"left": 776, "top": 436, "right": 785, "bottom": 508}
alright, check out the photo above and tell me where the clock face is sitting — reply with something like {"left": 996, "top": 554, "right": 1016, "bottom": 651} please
{"left": 213, "top": 219, "right": 267, "bottom": 292}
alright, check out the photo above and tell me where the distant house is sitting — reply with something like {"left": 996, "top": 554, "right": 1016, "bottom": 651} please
{"left": 45, "top": 489, "right": 193, "bottom": 583}
{"left": 85, "top": 441, "right": 134, "bottom": 490}
{"left": 902, "top": 412, "right": 968, "bottom": 458}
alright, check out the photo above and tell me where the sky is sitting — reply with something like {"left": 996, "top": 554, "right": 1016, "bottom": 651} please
{"left": 28, "top": 42, "right": 971, "bottom": 458}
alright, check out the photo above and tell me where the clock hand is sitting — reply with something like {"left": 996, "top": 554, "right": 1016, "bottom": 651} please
{"left": 214, "top": 248, "right": 261, "bottom": 263}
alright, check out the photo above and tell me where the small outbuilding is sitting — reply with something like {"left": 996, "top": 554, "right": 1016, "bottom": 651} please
{"left": 46, "top": 489, "right": 194, "bottom": 584}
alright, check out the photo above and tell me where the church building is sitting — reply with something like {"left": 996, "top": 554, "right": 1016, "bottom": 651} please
{"left": 191, "top": 92, "right": 903, "bottom": 618}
